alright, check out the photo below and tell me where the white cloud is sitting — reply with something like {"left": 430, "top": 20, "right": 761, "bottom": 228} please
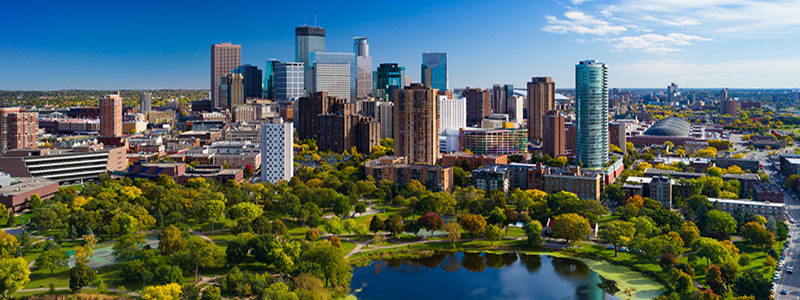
{"left": 571, "top": 0, "right": 591, "bottom": 4}
{"left": 604, "top": 33, "right": 711, "bottom": 54}
{"left": 640, "top": 15, "right": 702, "bottom": 26}
{"left": 543, "top": 10, "right": 627, "bottom": 35}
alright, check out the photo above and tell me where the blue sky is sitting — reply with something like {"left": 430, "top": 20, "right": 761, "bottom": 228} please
{"left": 1, "top": 0, "right": 799, "bottom": 90}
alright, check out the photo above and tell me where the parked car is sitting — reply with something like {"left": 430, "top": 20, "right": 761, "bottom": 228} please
{"left": 780, "top": 289, "right": 788, "bottom": 295}
{"left": 787, "top": 266, "right": 794, "bottom": 274}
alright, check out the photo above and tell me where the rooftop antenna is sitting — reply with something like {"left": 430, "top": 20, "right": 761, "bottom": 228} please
{"left": 304, "top": 16, "right": 307, "bottom": 26}
{"left": 314, "top": 15, "right": 317, "bottom": 27}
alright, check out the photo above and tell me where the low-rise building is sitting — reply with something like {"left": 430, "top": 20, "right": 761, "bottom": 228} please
{"left": 709, "top": 198, "right": 786, "bottom": 220}
{"left": 753, "top": 183, "right": 783, "bottom": 203}
{"left": 544, "top": 172, "right": 602, "bottom": 201}
{"left": 714, "top": 158, "right": 760, "bottom": 173}
{"left": 0, "top": 173, "right": 59, "bottom": 212}
{"left": 364, "top": 156, "right": 453, "bottom": 191}
{"left": 471, "top": 165, "right": 510, "bottom": 193}
{"left": 459, "top": 127, "right": 528, "bottom": 155}
{"left": 507, "top": 163, "right": 546, "bottom": 191}
{"left": 649, "top": 176, "right": 672, "bottom": 209}
{"left": 780, "top": 154, "right": 800, "bottom": 177}
{"left": 0, "top": 145, "right": 127, "bottom": 184}
{"left": 440, "top": 152, "right": 508, "bottom": 170}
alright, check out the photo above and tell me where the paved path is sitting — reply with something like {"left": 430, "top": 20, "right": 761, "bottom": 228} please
{"left": 18, "top": 286, "right": 140, "bottom": 297}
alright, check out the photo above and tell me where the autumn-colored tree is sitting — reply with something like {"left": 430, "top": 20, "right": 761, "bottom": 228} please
{"left": 552, "top": 213, "right": 591, "bottom": 244}
{"left": 459, "top": 214, "right": 487, "bottom": 241}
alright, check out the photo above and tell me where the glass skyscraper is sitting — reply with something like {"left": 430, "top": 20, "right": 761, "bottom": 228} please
{"left": 353, "top": 37, "right": 372, "bottom": 99}
{"left": 373, "top": 63, "right": 405, "bottom": 101}
{"left": 233, "top": 64, "right": 263, "bottom": 100}
{"left": 295, "top": 26, "right": 325, "bottom": 95}
{"left": 311, "top": 52, "right": 357, "bottom": 101}
{"left": 575, "top": 60, "right": 609, "bottom": 169}
{"left": 421, "top": 52, "right": 448, "bottom": 91}
{"left": 263, "top": 59, "right": 280, "bottom": 100}
{"left": 275, "top": 62, "right": 304, "bottom": 101}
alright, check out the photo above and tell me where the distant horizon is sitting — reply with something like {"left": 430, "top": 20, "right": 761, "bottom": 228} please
{"left": 1, "top": 87, "right": 798, "bottom": 93}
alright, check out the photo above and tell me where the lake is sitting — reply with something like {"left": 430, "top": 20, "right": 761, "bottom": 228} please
{"left": 350, "top": 252, "right": 621, "bottom": 300}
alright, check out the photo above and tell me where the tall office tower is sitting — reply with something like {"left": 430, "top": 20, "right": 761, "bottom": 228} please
{"left": 297, "top": 92, "right": 346, "bottom": 141}
{"left": 527, "top": 77, "right": 555, "bottom": 141}
{"left": 234, "top": 64, "right": 263, "bottom": 100}
{"left": 353, "top": 37, "right": 373, "bottom": 99}
{"left": 394, "top": 83, "right": 439, "bottom": 165}
{"left": 260, "top": 117, "right": 294, "bottom": 184}
{"left": 211, "top": 43, "right": 241, "bottom": 108}
{"left": 491, "top": 84, "right": 514, "bottom": 114}
{"left": 543, "top": 110, "right": 565, "bottom": 158}
{"left": 666, "top": 82, "right": 680, "bottom": 103}
{"left": 720, "top": 88, "right": 729, "bottom": 101}
{"left": 264, "top": 59, "right": 280, "bottom": 99}
{"left": 373, "top": 63, "right": 406, "bottom": 101}
{"left": 140, "top": 91, "right": 151, "bottom": 115}
{"left": 311, "top": 52, "right": 357, "bottom": 101}
{"left": 463, "top": 87, "right": 491, "bottom": 126}
{"left": 575, "top": 60, "right": 609, "bottom": 169}
{"left": 421, "top": 52, "right": 448, "bottom": 91}
{"left": 296, "top": 26, "right": 325, "bottom": 95}
{"left": 275, "top": 62, "right": 305, "bottom": 101}
{"left": 219, "top": 73, "right": 244, "bottom": 109}
{"left": 0, "top": 107, "right": 38, "bottom": 154}
{"left": 793, "top": 89, "right": 800, "bottom": 102}
{"left": 438, "top": 96, "right": 466, "bottom": 133}
{"left": 100, "top": 91, "right": 123, "bottom": 137}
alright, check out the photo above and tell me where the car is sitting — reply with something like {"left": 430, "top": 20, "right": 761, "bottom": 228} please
{"left": 607, "top": 245, "right": 615, "bottom": 250}
{"left": 619, "top": 247, "right": 629, "bottom": 252}
{"left": 781, "top": 289, "right": 789, "bottom": 295}
{"left": 788, "top": 267, "right": 794, "bottom": 274}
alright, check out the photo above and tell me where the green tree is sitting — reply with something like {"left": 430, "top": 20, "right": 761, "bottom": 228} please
{"left": 679, "top": 221, "right": 700, "bottom": 246}
{"left": 332, "top": 196, "right": 352, "bottom": 218}
{"left": 552, "top": 213, "right": 591, "bottom": 244}
{"left": 324, "top": 216, "right": 344, "bottom": 236}
{"left": 443, "top": 222, "right": 462, "bottom": 242}
{"left": 383, "top": 214, "right": 404, "bottom": 237}
{"left": 484, "top": 224, "right": 503, "bottom": 244}
{"left": 113, "top": 233, "right": 145, "bottom": 261}
{"left": 201, "top": 285, "right": 221, "bottom": 300}
{"left": 301, "top": 243, "right": 352, "bottom": 288}
{"left": 459, "top": 214, "right": 487, "bottom": 241}
{"left": 369, "top": 215, "right": 384, "bottom": 233}
{"left": 740, "top": 222, "right": 775, "bottom": 249}
{"left": 694, "top": 237, "right": 733, "bottom": 268}
{"left": 599, "top": 220, "right": 636, "bottom": 257}
{"left": 34, "top": 243, "right": 68, "bottom": 274}
{"left": 734, "top": 269, "right": 771, "bottom": 300}
{"left": 264, "top": 282, "right": 298, "bottom": 300}
{"left": 706, "top": 210, "right": 737, "bottom": 234}
{"left": 187, "top": 237, "right": 225, "bottom": 281}
{"left": 525, "top": 221, "right": 543, "bottom": 248}
{"left": 155, "top": 265, "right": 184, "bottom": 285}
{"left": 69, "top": 260, "right": 96, "bottom": 292}
{"left": 227, "top": 202, "right": 262, "bottom": 224}
{"left": 201, "top": 200, "right": 225, "bottom": 234}
{"left": 159, "top": 225, "right": 187, "bottom": 255}
{"left": 0, "top": 257, "right": 30, "bottom": 298}
{"left": 0, "top": 231, "right": 19, "bottom": 259}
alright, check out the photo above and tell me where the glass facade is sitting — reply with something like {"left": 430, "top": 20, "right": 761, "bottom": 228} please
{"left": 459, "top": 127, "right": 528, "bottom": 155}
{"left": 263, "top": 59, "right": 280, "bottom": 100}
{"left": 295, "top": 26, "right": 325, "bottom": 96}
{"left": 276, "top": 62, "right": 304, "bottom": 101}
{"left": 233, "top": 64, "right": 263, "bottom": 100}
{"left": 373, "top": 63, "right": 406, "bottom": 101}
{"left": 354, "top": 37, "right": 372, "bottom": 99}
{"left": 575, "top": 60, "right": 609, "bottom": 169}
{"left": 311, "top": 52, "right": 357, "bottom": 101}
{"left": 421, "top": 52, "right": 448, "bottom": 91}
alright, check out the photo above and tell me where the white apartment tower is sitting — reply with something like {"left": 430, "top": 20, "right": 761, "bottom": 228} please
{"left": 260, "top": 118, "right": 294, "bottom": 183}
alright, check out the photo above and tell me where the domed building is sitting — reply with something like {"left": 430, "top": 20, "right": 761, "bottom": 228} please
{"left": 642, "top": 117, "right": 691, "bottom": 137}
{"left": 628, "top": 117, "right": 704, "bottom": 147}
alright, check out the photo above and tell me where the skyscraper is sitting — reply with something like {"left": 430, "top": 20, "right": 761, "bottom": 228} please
{"left": 373, "top": 63, "right": 405, "bottom": 101}
{"left": 297, "top": 92, "right": 346, "bottom": 141}
{"left": 527, "top": 77, "right": 555, "bottom": 141}
{"left": 354, "top": 37, "right": 373, "bottom": 99}
{"left": 543, "top": 110, "right": 565, "bottom": 158}
{"left": 234, "top": 64, "right": 263, "bottom": 100}
{"left": 666, "top": 82, "right": 680, "bottom": 103}
{"left": 491, "top": 84, "right": 514, "bottom": 115}
{"left": 438, "top": 96, "right": 466, "bottom": 133}
{"left": 463, "top": 87, "right": 491, "bottom": 126}
{"left": 394, "top": 83, "right": 439, "bottom": 165}
{"left": 211, "top": 43, "right": 241, "bottom": 108}
{"left": 793, "top": 89, "right": 799, "bottom": 102}
{"left": 264, "top": 59, "right": 280, "bottom": 100}
{"left": 0, "top": 107, "right": 38, "bottom": 154}
{"left": 140, "top": 91, "right": 151, "bottom": 115}
{"left": 311, "top": 52, "right": 357, "bottom": 101}
{"left": 575, "top": 60, "right": 608, "bottom": 169}
{"left": 219, "top": 73, "right": 244, "bottom": 110}
{"left": 296, "top": 26, "right": 325, "bottom": 95}
{"left": 275, "top": 62, "right": 304, "bottom": 101}
{"left": 421, "top": 52, "right": 448, "bottom": 91}
{"left": 100, "top": 91, "right": 123, "bottom": 137}
{"left": 260, "top": 117, "right": 294, "bottom": 184}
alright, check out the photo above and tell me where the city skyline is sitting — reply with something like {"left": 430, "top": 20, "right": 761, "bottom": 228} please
{"left": 1, "top": 0, "right": 799, "bottom": 90}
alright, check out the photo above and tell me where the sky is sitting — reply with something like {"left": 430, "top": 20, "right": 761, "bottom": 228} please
{"left": 1, "top": 0, "right": 799, "bottom": 90}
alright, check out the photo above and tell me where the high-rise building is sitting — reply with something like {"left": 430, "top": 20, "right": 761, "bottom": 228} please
{"left": 296, "top": 26, "right": 325, "bottom": 95}
{"left": 275, "top": 62, "right": 305, "bottom": 101}
{"left": 260, "top": 117, "right": 294, "bottom": 184}
{"left": 317, "top": 103, "right": 380, "bottom": 154}
{"left": 666, "top": 82, "right": 680, "bottom": 103}
{"left": 720, "top": 99, "right": 738, "bottom": 115}
{"left": 491, "top": 84, "right": 514, "bottom": 115}
{"left": 421, "top": 52, "right": 448, "bottom": 91}
{"left": 297, "top": 92, "right": 346, "bottom": 141}
{"left": 140, "top": 91, "right": 151, "bottom": 115}
{"left": 311, "top": 52, "right": 356, "bottom": 101}
{"left": 211, "top": 43, "right": 241, "bottom": 108}
{"left": 394, "top": 84, "right": 439, "bottom": 165}
{"left": 373, "top": 63, "right": 406, "bottom": 101}
{"left": 543, "top": 110, "right": 565, "bottom": 158}
{"left": 463, "top": 87, "right": 491, "bottom": 126}
{"left": 575, "top": 60, "right": 609, "bottom": 169}
{"left": 609, "top": 122, "right": 626, "bottom": 153}
{"left": 438, "top": 96, "right": 466, "bottom": 133}
{"left": 100, "top": 91, "right": 123, "bottom": 137}
{"left": 527, "top": 77, "right": 555, "bottom": 141}
{"left": 361, "top": 100, "right": 394, "bottom": 139}
{"left": 354, "top": 37, "right": 373, "bottom": 99}
{"left": 264, "top": 59, "right": 280, "bottom": 100}
{"left": 234, "top": 64, "right": 263, "bottom": 100}
{"left": 508, "top": 94, "right": 524, "bottom": 125}
{"left": 0, "top": 107, "right": 38, "bottom": 154}
{"left": 720, "top": 88, "right": 729, "bottom": 101}
{"left": 219, "top": 73, "right": 244, "bottom": 110}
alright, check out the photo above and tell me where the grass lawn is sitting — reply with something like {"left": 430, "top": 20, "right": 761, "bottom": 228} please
{"left": 2, "top": 212, "right": 32, "bottom": 228}
{"left": 506, "top": 226, "right": 525, "bottom": 237}
{"left": 340, "top": 241, "right": 357, "bottom": 255}
{"left": 65, "top": 184, "right": 84, "bottom": 192}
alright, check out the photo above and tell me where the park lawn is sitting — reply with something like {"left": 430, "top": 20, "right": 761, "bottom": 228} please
{"left": 352, "top": 211, "right": 395, "bottom": 229}
{"left": 506, "top": 226, "right": 525, "bottom": 237}
{"left": 65, "top": 184, "right": 84, "bottom": 192}
{"left": 341, "top": 241, "right": 357, "bottom": 255}
{"left": 2, "top": 212, "right": 32, "bottom": 228}
{"left": 573, "top": 242, "right": 665, "bottom": 282}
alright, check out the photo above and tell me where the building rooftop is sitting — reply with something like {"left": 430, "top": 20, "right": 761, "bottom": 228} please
{"left": 0, "top": 177, "right": 58, "bottom": 197}
{"left": 643, "top": 117, "right": 691, "bottom": 137}
{"left": 709, "top": 198, "right": 785, "bottom": 208}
